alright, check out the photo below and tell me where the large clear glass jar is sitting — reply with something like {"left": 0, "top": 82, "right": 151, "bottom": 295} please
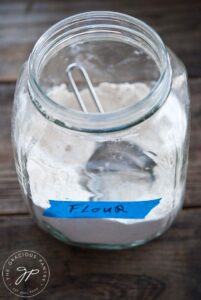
{"left": 12, "top": 11, "right": 190, "bottom": 249}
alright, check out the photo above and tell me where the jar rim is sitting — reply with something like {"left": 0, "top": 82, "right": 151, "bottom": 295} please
{"left": 28, "top": 11, "right": 172, "bottom": 133}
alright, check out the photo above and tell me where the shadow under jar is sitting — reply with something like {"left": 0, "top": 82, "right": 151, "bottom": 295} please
{"left": 12, "top": 11, "right": 190, "bottom": 250}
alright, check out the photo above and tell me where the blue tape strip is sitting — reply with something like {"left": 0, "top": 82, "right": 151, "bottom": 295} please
{"left": 43, "top": 199, "right": 161, "bottom": 219}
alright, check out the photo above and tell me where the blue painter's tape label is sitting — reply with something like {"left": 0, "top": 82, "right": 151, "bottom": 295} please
{"left": 43, "top": 199, "right": 161, "bottom": 219}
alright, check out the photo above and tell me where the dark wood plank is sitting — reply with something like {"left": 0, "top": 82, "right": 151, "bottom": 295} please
{"left": 0, "top": 83, "right": 27, "bottom": 214}
{"left": 0, "top": 0, "right": 200, "bottom": 82}
{"left": 0, "top": 78, "right": 200, "bottom": 213}
{"left": 186, "top": 78, "right": 201, "bottom": 207}
{"left": 0, "top": 208, "right": 201, "bottom": 299}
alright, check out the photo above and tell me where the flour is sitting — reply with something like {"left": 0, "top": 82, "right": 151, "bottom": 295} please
{"left": 25, "top": 82, "right": 186, "bottom": 245}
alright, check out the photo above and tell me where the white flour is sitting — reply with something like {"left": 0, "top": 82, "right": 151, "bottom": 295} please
{"left": 25, "top": 82, "right": 186, "bottom": 245}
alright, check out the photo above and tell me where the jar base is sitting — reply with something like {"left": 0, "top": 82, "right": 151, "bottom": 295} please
{"left": 37, "top": 220, "right": 170, "bottom": 250}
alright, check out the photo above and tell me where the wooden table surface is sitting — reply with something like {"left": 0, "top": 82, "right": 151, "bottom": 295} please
{"left": 0, "top": 0, "right": 201, "bottom": 299}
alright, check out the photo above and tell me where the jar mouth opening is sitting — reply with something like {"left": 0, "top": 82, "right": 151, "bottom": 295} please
{"left": 28, "top": 11, "right": 172, "bottom": 133}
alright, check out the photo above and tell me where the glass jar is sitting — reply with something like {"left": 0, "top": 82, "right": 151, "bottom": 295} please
{"left": 12, "top": 11, "right": 190, "bottom": 249}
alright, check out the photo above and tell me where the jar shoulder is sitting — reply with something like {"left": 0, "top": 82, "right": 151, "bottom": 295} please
{"left": 168, "top": 48, "right": 188, "bottom": 79}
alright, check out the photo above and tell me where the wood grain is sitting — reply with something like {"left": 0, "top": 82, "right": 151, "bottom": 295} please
{"left": 0, "top": 209, "right": 201, "bottom": 299}
{"left": 0, "top": 0, "right": 201, "bottom": 81}
{"left": 0, "top": 83, "right": 27, "bottom": 214}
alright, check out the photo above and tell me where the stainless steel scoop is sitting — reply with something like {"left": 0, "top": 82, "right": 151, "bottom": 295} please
{"left": 66, "top": 63, "right": 104, "bottom": 113}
